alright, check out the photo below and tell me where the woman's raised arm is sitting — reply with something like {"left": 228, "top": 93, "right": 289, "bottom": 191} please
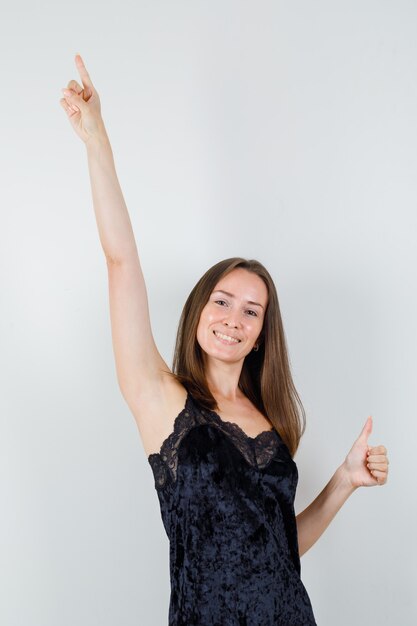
{"left": 60, "top": 55, "right": 172, "bottom": 413}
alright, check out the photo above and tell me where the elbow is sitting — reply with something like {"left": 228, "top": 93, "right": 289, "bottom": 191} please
{"left": 298, "top": 543, "right": 308, "bottom": 558}
{"left": 298, "top": 540, "right": 307, "bottom": 558}
{"left": 105, "top": 252, "right": 124, "bottom": 266}
{"left": 105, "top": 247, "right": 140, "bottom": 267}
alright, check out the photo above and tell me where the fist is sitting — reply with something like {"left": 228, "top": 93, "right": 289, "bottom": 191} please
{"left": 342, "top": 416, "right": 389, "bottom": 489}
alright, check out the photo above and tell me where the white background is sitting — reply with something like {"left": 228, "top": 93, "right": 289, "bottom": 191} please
{"left": 1, "top": 1, "right": 416, "bottom": 624}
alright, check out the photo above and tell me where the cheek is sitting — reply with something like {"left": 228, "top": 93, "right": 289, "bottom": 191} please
{"left": 251, "top": 319, "right": 264, "bottom": 336}
{"left": 196, "top": 312, "right": 208, "bottom": 343}
{"left": 199, "top": 307, "right": 216, "bottom": 326}
{"left": 196, "top": 309, "right": 217, "bottom": 345}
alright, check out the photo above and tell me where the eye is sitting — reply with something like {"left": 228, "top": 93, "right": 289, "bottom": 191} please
{"left": 246, "top": 310, "right": 258, "bottom": 317}
{"left": 215, "top": 299, "right": 227, "bottom": 306}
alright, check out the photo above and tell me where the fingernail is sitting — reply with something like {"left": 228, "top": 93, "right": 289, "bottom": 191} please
{"left": 62, "top": 89, "right": 72, "bottom": 97}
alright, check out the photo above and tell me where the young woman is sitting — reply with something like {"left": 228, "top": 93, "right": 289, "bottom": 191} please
{"left": 60, "top": 54, "right": 389, "bottom": 626}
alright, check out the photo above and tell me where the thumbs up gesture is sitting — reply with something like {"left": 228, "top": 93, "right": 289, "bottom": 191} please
{"left": 341, "top": 417, "right": 389, "bottom": 489}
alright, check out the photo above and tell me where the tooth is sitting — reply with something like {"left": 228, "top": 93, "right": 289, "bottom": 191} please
{"left": 215, "top": 331, "right": 238, "bottom": 343}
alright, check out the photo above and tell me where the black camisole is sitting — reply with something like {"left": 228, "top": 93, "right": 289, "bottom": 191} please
{"left": 148, "top": 390, "right": 317, "bottom": 625}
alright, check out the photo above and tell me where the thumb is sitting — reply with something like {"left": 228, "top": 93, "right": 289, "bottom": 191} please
{"left": 357, "top": 415, "right": 373, "bottom": 444}
{"left": 62, "top": 88, "right": 87, "bottom": 113}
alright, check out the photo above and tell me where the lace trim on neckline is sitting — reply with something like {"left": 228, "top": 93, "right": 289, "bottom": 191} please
{"left": 202, "top": 403, "right": 275, "bottom": 442}
{"left": 148, "top": 391, "right": 285, "bottom": 491}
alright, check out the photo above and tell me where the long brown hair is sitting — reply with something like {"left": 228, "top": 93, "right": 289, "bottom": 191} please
{"left": 168, "top": 257, "right": 306, "bottom": 457}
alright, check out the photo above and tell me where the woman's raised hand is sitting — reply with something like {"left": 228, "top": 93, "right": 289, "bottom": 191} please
{"left": 60, "top": 54, "right": 106, "bottom": 144}
{"left": 340, "top": 416, "right": 389, "bottom": 489}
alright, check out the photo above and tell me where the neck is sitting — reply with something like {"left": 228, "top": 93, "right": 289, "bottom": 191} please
{"left": 203, "top": 354, "right": 245, "bottom": 401}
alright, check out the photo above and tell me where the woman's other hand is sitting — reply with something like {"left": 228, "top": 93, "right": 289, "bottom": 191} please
{"left": 340, "top": 416, "right": 389, "bottom": 489}
{"left": 59, "top": 54, "right": 106, "bottom": 144}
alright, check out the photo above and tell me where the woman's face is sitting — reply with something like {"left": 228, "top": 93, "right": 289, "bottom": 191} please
{"left": 196, "top": 268, "right": 268, "bottom": 363}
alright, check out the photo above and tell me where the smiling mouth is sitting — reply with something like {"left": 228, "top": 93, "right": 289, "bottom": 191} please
{"left": 213, "top": 330, "right": 241, "bottom": 344}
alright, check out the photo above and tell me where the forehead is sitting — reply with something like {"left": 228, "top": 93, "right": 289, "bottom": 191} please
{"left": 212, "top": 269, "right": 268, "bottom": 304}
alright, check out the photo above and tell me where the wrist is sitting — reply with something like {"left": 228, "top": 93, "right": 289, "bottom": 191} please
{"left": 85, "top": 124, "right": 111, "bottom": 153}
{"left": 335, "top": 463, "right": 358, "bottom": 496}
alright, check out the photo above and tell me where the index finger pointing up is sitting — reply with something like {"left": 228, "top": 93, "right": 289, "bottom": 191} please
{"left": 74, "top": 54, "right": 93, "bottom": 89}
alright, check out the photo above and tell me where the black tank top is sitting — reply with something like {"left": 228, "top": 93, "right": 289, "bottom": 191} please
{"left": 148, "top": 390, "right": 317, "bottom": 625}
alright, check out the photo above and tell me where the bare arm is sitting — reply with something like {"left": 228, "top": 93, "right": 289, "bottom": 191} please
{"left": 60, "top": 55, "right": 170, "bottom": 407}
{"left": 296, "top": 417, "right": 389, "bottom": 557}
{"left": 296, "top": 465, "right": 355, "bottom": 557}
{"left": 85, "top": 131, "right": 138, "bottom": 264}
{"left": 86, "top": 135, "right": 170, "bottom": 400}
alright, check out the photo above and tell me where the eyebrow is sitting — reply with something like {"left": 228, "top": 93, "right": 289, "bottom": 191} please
{"left": 212, "top": 290, "right": 265, "bottom": 310}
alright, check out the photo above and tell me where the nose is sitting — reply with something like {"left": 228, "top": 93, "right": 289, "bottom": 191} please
{"left": 223, "top": 316, "right": 239, "bottom": 329}
{"left": 221, "top": 305, "right": 241, "bottom": 329}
